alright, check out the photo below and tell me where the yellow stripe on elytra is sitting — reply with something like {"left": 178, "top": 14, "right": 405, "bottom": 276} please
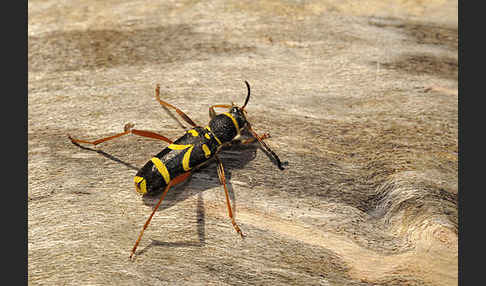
{"left": 205, "top": 126, "right": 222, "bottom": 145}
{"left": 134, "top": 176, "right": 147, "bottom": 194}
{"left": 188, "top": 129, "right": 199, "bottom": 137}
{"left": 150, "top": 157, "right": 171, "bottom": 184}
{"left": 167, "top": 143, "right": 194, "bottom": 171}
{"left": 202, "top": 144, "right": 211, "bottom": 158}
{"left": 168, "top": 144, "right": 193, "bottom": 150}
{"left": 182, "top": 145, "right": 194, "bottom": 171}
{"left": 204, "top": 133, "right": 211, "bottom": 140}
{"left": 223, "top": 112, "right": 239, "bottom": 132}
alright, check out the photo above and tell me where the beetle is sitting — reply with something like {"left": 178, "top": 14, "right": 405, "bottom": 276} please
{"left": 68, "top": 81, "right": 284, "bottom": 259}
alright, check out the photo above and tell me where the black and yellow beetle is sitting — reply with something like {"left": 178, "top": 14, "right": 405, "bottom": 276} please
{"left": 68, "top": 81, "right": 284, "bottom": 259}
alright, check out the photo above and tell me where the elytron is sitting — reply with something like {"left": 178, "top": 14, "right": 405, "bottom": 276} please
{"left": 68, "top": 81, "right": 284, "bottom": 259}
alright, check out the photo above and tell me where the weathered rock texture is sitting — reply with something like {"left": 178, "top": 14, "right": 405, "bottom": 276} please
{"left": 29, "top": 1, "right": 458, "bottom": 285}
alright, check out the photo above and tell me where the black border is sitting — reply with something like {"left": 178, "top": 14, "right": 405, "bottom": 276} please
{"left": 457, "top": 1, "right": 463, "bottom": 286}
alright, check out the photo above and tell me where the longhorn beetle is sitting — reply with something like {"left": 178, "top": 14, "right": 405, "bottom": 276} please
{"left": 68, "top": 81, "right": 284, "bottom": 259}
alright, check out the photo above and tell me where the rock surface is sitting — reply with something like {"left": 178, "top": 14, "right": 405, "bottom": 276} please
{"left": 29, "top": 1, "right": 458, "bottom": 285}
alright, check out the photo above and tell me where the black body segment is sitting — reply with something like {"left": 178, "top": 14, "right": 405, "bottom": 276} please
{"left": 135, "top": 126, "right": 221, "bottom": 195}
{"left": 208, "top": 107, "right": 247, "bottom": 143}
{"left": 208, "top": 114, "right": 238, "bottom": 143}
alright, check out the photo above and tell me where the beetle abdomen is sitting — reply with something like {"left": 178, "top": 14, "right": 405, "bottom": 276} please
{"left": 134, "top": 126, "right": 220, "bottom": 195}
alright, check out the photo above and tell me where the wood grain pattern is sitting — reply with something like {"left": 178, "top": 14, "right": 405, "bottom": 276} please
{"left": 29, "top": 1, "right": 458, "bottom": 285}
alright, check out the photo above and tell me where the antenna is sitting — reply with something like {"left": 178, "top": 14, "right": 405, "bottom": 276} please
{"left": 242, "top": 81, "right": 251, "bottom": 110}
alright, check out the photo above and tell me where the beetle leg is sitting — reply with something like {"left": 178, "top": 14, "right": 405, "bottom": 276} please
{"left": 155, "top": 84, "right": 198, "bottom": 127}
{"left": 215, "top": 155, "right": 245, "bottom": 238}
{"left": 68, "top": 123, "right": 173, "bottom": 146}
{"left": 208, "top": 104, "right": 232, "bottom": 119}
{"left": 237, "top": 132, "right": 271, "bottom": 145}
{"left": 130, "top": 172, "right": 192, "bottom": 260}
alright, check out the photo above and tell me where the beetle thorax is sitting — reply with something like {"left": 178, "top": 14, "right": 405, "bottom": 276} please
{"left": 207, "top": 108, "right": 247, "bottom": 144}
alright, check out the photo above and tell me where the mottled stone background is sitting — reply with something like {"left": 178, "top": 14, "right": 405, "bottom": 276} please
{"left": 29, "top": 1, "right": 457, "bottom": 285}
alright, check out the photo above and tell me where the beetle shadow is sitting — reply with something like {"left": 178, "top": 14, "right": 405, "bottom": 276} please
{"left": 69, "top": 140, "right": 140, "bottom": 171}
